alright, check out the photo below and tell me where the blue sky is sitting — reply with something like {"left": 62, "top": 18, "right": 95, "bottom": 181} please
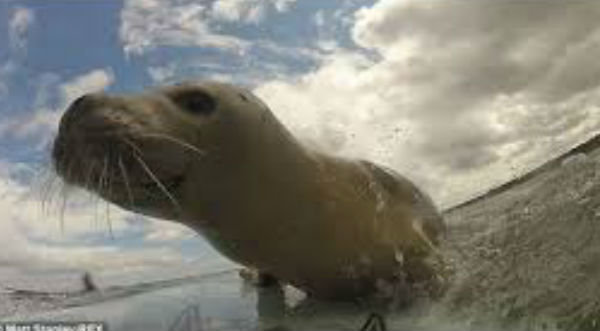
{"left": 0, "top": 0, "right": 368, "bottom": 162}
{"left": 0, "top": 0, "right": 374, "bottom": 281}
{"left": 1, "top": 0, "right": 600, "bottom": 281}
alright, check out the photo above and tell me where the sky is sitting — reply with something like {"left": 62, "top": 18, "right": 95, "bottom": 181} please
{"left": 1, "top": 0, "right": 600, "bottom": 281}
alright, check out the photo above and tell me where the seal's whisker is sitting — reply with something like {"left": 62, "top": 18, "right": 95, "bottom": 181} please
{"left": 106, "top": 198, "right": 114, "bottom": 238}
{"left": 42, "top": 173, "right": 60, "bottom": 217}
{"left": 30, "top": 166, "right": 53, "bottom": 214}
{"left": 106, "top": 159, "right": 114, "bottom": 239}
{"left": 38, "top": 169, "right": 53, "bottom": 216}
{"left": 118, "top": 155, "right": 135, "bottom": 208}
{"left": 56, "top": 157, "right": 80, "bottom": 232}
{"left": 39, "top": 162, "right": 61, "bottom": 216}
{"left": 83, "top": 160, "right": 98, "bottom": 192}
{"left": 35, "top": 136, "right": 57, "bottom": 202}
{"left": 122, "top": 137, "right": 144, "bottom": 155}
{"left": 130, "top": 150, "right": 182, "bottom": 213}
{"left": 95, "top": 156, "right": 109, "bottom": 229}
{"left": 134, "top": 153, "right": 181, "bottom": 212}
{"left": 140, "top": 132, "right": 207, "bottom": 158}
{"left": 59, "top": 182, "right": 68, "bottom": 234}
{"left": 93, "top": 192, "right": 100, "bottom": 229}
{"left": 100, "top": 156, "right": 114, "bottom": 239}
{"left": 123, "top": 136, "right": 179, "bottom": 209}
{"left": 49, "top": 180, "right": 63, "bottom": 216}
{"left": 35, "top": 170, "right": 47, "bottom": 216}
{"left": 83, "top": 159, "right": 101, "bottom": 227}
{"left": 30, "top": 148, "right": 50, "bottom": 217}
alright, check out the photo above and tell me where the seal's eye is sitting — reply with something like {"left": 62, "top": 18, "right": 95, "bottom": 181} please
{"left": 175, "top": 91, "right": 217, "bottom": 116}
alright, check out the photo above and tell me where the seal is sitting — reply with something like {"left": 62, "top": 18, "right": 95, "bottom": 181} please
{"left": 52, "top": 81, "right": 445, "bottom": 299}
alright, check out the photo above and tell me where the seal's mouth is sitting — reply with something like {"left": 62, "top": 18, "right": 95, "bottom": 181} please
{"left": 52, "top": 132, "right": 190, "bottom": 219}
{"left": 51, "top": 104, "right": 191, "bottom": 216}
{"left": 50, "top": 91, "right": 212, "bottom": 219}
{"left": 136, "top": 173, "right": 186, "bottom": 193}
{"left": 54, "top": 136, "right": 186, "bottom": 189}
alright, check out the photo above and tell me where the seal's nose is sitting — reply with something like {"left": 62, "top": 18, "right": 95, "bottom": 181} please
{"left": 59, "top": 93, "right": 98, "bottom": 133}
{"left": 71, "top": 94, "right": 92, "bottom": 110}
{"left": 60, "top": 93, "right": 127, "bottom": 136}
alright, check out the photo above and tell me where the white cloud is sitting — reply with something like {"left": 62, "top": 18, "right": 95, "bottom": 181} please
{"left": 312, "top": 7, "right": 355, "bottom": 53}
{"left": 143, "top": 221, "right": 196, "bottom": 242}
{"left": 8, "top": 6, "right": 34, "bottom": 51}
{"left": 0, "top": 173, "right": 97, "bottom": 266}
{"left": 147, "top": 64, "right": 178, "bottom": 84}
{"left": 120, "top": 0, "right": 248, "bottom": 56}
{"left": 144, "top": 41, "right": 324, "bottom": 86}
{"left": 212, "top": 0, "right": 266, "bottom": 24}
{"left": 119, "top": 0, "right": 333, "bottom": 86}
{"left": 211, "top": 0, "right": 296, "bottom": 24}
{"left": 0, "top": 163, "right": 213, "bottom": 276}
{"left": 60, "top": 68, "right": 114, "bottom": 105}
{"left": 0, "top": 111, "right": 61, "bottom": 149}
{"left": 0, "top": 68, "right": 115, "bottom": 148}
{"left": 255, "top": 0, "right": 600, "bottom": 207}
{"left": 119, "top": 0, "right": 301, "bottom": 57}
{"left": 0, "top": 167, "right": 134, "bottom": 250}
{"left": 272, "top": 0, "right": 296, "bottom": 12}
{"left": 255, "top": 52, "right": 388, "bottom": 155}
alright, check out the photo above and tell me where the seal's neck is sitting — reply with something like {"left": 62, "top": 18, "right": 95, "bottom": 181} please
{"left": 180, "top": 120, "right": 322, "bottom": 232}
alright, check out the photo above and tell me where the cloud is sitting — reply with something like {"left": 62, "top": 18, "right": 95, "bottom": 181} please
{"left": 8, "top": 6, "right": 34, "bottom": 52}
{"left": 143, "top": 221, "right": 196, "bottom": 242}
{"left": 118, "top": 0, "right": 308, "bottom": 67}
{"left": 120, "top": 0, "right": 339, "bottom": 88}
{"left": 147, "top": 63, "right": 178, "bottom": 84}
{"left": 0, "top": 68, "right": 115, "bottom": 148}
{"left": 211, "top": 0, "right": 296, "bottom": 24}
{"left": 0, "top": 163, "right": 216, "bottom": 276}
{"left": 255, "top": 0, "right": 600, "bottom": 207}
{"left": 60, "top": 68, "right": 115, "bottom": 105}
{"left": 119, "top": 0, "right": 248, "bottom": 56}
{"left": 1, "top": 7, "right": 33, "bottom": 99}
{"left": 144, "top": 42, "right": 324, "bottom": 87}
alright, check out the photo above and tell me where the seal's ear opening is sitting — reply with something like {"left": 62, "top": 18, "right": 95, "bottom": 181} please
{"left": 173, "top": 91, "right": 217, "bottom": 116}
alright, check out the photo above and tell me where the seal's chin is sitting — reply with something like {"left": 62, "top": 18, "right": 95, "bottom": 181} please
{"left": 56, "top": 154, "right": 186, "bottom": 196}
{"left": 52, "top": 131, "right": 190, "bottom": 218}
{"left": 58, "top": 156, "right": 187, "bottom": 220}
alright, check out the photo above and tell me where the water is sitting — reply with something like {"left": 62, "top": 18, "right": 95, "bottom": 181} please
{"left": 439, "top": 139, "right": 600, "bottom": 330}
